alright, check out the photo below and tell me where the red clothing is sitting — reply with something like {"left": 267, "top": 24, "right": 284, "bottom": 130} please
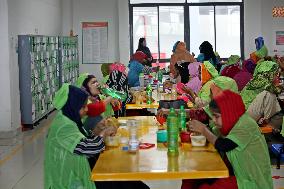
{"left": 182, "top": 176, "right": 238, "bottom": 189}
{"left": 214, "top": 90, "right": 245, "bottom": 136}
{"left": 87, "top": 101, "right": 106, "bottom": 117}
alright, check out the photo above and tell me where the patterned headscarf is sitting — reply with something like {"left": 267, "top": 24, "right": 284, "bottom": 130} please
{"left": 255, "top": 37, "right": 264, "bottom": 51}
{"left": 110, "top": 62, "right": 126, "bottom": 74}
{"left": 241, "top": 61, "right": 280, "bottom": 109}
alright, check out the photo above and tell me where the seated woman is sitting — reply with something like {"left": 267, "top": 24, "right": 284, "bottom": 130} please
{"left": 186, "top": 62, "right": 202, "bottom": 94}
{"left": 170, "top": 41, "right": 195, "bottom": 76}
{"left": 183, "top": 90, "right": 273, "bottom": 189}
{"left": 128, "top": 51, "right": 151, "bottom": 87}
{"left": 106, "top": 62, "right": 133, "bottom": 117}
{"left": 197, "top": 41, "right": 220, "bottom": 71}
{"left": 76, "top": 73, "right": 120, "bottom": 135}
{"left": 241, "top": 61, "right": 282, "bottom": 108}
{"left": 243, "top": 61, "right": 283, "bottom": 132}
{"left": 44, "top": 84, "right": 116, "bottom": 189}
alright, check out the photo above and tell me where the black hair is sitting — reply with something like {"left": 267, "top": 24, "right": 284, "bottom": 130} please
{"left": 209, "top": 100, "right": 220, "bottom": 113}
{"left": 199, "top": 41, "right": 217, "bottom": 65}
{"left": 138, "top": 37, "right": 146, "bottom": 50}
{"left": 82, "top": 75, "right": 96, "bottom": 95}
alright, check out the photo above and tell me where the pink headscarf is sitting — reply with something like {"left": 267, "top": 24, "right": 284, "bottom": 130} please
{"left": 233, "top": 70, "right": 253, "bottom": 91}
{"left": 186, "top": 62, "right": 202, "bottom": 93}
{"left": 110, "top": 62, "right": 126, "bottom": 74}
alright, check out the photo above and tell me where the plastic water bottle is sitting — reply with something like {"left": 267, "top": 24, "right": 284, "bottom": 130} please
{"left": 156, "top": 65, "right": 163, "bottom": 83}
{"left": 146, "top": 83, "right": 152, "bottom": 104}
{"left": 139, "top": 73, "right": 144, "bottom": 88}
{"left": 127, "top": 119, "right": 139, "bottom": 153}
{"left": 178, "top": 105, "right": 186, "bottom": 131}
{"left": 171, "top": 85, "right": 177, "bottom": 100}
{"left": 167, "top": 108, "right": 179, "bottom": 156}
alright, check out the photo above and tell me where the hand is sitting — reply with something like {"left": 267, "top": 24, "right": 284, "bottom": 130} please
{"left": 104, "top": 96, "right": 113, "bottom": 105}
{"left": 157, "top": 108, "right": 170, "bottom": 117}
{"left": 110, "top": 99, "right": 120, "bottom": 107}
{"left": 100, "top": 126, "right": 118, "bottom": 137}
{"left": 187, "top": 120, "right": 206, "bottom": 134}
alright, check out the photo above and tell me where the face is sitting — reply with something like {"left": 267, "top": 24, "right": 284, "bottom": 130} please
{"left": 142, "top": 39, "right": 146, "bottom": 46}
{"left": 87, "top": 78, "right": 100, "bottom": 96}
{"left": 79, "top": 104, "right": 88, "bottom": 117}
{"left": 273, "top": 72, "right": 281, "bottom": 87}
{"left": 96, "top": 119, "right": 106, "bottom": 128}
{"left": 211, "top": 111, "right": 222, "bottom": 128}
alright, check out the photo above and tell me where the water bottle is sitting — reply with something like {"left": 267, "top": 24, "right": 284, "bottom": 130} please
{"left": 127, "top": 119, "right": 139, "bottom": 153}
{"left": 179, "top": 105, "right": 186, "bottom": 131}
{"left": 139, "top": 73, "right": 144, "bottom": 88}
{"left": 167, "top": 108, "right": 179, "bottom": 156}
{"left": 171, "top": 85, "right": 177, "bottom": 100}
{"left": 156, "top": 66, "right": 163, "bottom": 83}
{"left": 146, "top": 83, "right": 152, "bottom": 104}
{"left": 98, "top": 85, "right": 127, "bottom": 101}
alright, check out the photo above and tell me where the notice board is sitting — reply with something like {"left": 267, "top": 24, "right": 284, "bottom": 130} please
{"left": 82, "top": 22, "right": 108, "bottom": 64}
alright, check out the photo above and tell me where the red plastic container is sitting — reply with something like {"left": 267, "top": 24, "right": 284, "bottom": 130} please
{"left": 180, "top": 131, "right": 191, "bottom": 143}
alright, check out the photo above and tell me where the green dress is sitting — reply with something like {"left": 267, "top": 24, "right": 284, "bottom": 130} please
{"left": 44, "top": 111, "right": 96, "bottom": 189}
{"left": 225, "top": 113, "right": 273, "bottom": 189}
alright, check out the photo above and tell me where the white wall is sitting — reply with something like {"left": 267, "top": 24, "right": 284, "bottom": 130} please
{"left": 62, "top": 0, "right": 73, "bottom": 35}
{"left": 72, "top": 0, "right": 119, "bottom": 80}
{"left": 244, "top": 0, "right": 284, "bottom": 58}
{"left": 0, "top": 0, "right": 12, "bottom": 132}
{"left": 0, "top": 0, "right": 62, "bottom": 134}
{"left": 118, "top": 0, "right": 130, "bottom": 65}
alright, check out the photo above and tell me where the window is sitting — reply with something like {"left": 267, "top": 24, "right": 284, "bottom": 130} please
{"left": 189, "top": 6, "right": 215, "bottom": 56}
{"left": 216, "top": 6, "right": 240, "bottom": 57}
{"left": 129, "top": 1, "right": 243, "bottom": 60}
{"left": 131, "top": 0, "right": 185, "bottom": 4}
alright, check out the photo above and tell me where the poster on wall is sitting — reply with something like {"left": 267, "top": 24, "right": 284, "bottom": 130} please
{"left": 276, "top": 31, "right": 284, "bottom": 46}
{"left": 82, "top": 22, "right": 108, "bottom": 64}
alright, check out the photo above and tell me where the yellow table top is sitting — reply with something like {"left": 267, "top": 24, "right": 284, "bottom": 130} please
{"left": 126, "top": 102, "right": 159, "bottom": 109}
{"left": 91, "top": 116, "right": 229, "bottom": 181}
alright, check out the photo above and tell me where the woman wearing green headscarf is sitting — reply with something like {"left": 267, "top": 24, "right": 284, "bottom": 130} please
{"left": 241, "top": 61, "right": 283, "bottom": 131}
{"left": 194, "top": 61, "right": 238, "bottom": 108}
{"left": 44, "top": 84, "right": 115, "bottom": 189}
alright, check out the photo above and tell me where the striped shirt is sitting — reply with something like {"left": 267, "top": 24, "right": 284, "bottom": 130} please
{"left": 74, "top": 136, "right": 105, "bottom": 157}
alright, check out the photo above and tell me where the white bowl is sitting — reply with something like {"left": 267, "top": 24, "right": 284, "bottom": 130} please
{"left": 191, "top": 134, "right": 206, "bottom": 147}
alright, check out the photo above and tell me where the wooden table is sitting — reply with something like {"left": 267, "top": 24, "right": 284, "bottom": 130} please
{"left": 91, "top": 116, "right": 229, "bottom": 181}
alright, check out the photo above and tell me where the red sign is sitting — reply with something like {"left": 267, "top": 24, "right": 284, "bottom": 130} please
{"left": 82, "top": 22, "right": 108, "bottom": 28}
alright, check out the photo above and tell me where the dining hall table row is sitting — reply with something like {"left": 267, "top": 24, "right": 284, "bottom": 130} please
{"left": 91, "top": 116, "right": 229, "bottom": 181}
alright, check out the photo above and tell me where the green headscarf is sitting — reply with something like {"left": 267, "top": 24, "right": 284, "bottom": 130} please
{"left": 101, "top": 63, "right": 111, "bottom": 77}
{"left": 204, "top": 60, "right": 218, "bottom": 78}
{"left": 75, "top": 73, "right": 89, "bottom": 88}
{"left": 53, "top": 83, "right": 70, "bottom": 110}
{"left": 255, "top": 45, "right": 268, "bottom": 59}
{"left": 241, "top": 61, "right": 280, "bottom": 109}
{"left": 227, "top": 55, "right": 240, "bottom": 65}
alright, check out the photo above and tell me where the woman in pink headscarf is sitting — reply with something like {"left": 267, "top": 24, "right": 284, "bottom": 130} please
{"left": 186, "top": 62, "right": 202, "bottom": 94}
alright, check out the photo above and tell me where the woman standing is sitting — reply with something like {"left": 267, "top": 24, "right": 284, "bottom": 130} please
{"left": 136, "top": 37, "right": 153, "bottom": 67}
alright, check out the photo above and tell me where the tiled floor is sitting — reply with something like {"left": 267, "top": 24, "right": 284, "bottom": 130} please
{"left": 0, "top": 113, "right": 283, "bottom": 189}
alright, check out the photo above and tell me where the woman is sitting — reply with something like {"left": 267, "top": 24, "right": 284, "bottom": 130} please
{"left": 241, "top": 61, "right": 281, "bottom": 109}
{"left": 186, "top": 62, "right": 202, "bottom": 94}
{"left": 183, "top": 90, "right": 273, "bottom": 189}
{"left": 128, "top": 51, "right": 150, "bottom": 87}
{"left": 106, "top": 62, "right": 133, "bottom": 117}
{"left": 197, "top": 41, "right": 220, "bottom": 71}
{"left": 242, "top": 61, "right": 283, "bottom": 131}
{"left": 136, "top": 37, "right": 153, "bottom": 67}
{"left": 44, "top": 84, "right": 114, "bottom": 189}
{"left": 196, "top": 61, "right": 238, "bottom": 108}
{"left": 170, "top": 41, "right": 196, "bottom": 76}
